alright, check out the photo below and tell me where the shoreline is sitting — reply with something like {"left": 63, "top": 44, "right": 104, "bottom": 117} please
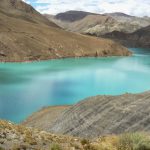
{"left": 0, "top": 52, "right": 132, "bottom": 63}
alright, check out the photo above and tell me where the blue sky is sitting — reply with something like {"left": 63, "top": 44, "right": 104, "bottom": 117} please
{"left": 23, "top": 0, "right": 150, "bottom": 17}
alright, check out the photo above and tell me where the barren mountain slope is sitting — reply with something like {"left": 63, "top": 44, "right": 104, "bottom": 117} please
{"left": 0, "top": 1, "right": 130, "bottom": 62}
{"left": 0, "top": 0, "right": 58, "bottom": 27}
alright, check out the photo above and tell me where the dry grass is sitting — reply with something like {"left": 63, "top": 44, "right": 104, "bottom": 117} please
{"left": 51, "top": 143, "right": 62, "bottom": 150}
{"left": 92, "top": 133, "right": 150, "bottom": 150}
{"left": 117, "top": 132, "right": 150, "bottom": 150}
{"left": 1, "top": 120, "right": 150, "bottom": 150}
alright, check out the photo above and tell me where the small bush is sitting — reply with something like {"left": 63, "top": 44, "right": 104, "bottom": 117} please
{"left": 117, "top": 132, "right": 150, "bottom": 150}
{"left": 95, "top": 136, "right": 118, "bottom": 150}
{"left": 51, "top": 143, "right": 62, "bottom": 150}
{"left": 81, "top": 139, "right": 90, "bottom": 145}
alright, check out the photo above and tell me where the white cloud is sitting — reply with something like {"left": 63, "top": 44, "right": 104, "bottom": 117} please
{"left": 24, "top": 0, "right": 150, "bottom": 17}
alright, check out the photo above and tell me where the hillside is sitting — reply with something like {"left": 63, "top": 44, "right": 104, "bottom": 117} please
{"left": 103, "top": 25, "right": 150, "bottom": 48}
{"left": 0, "top": 0, "right": 58, "bottom": 27}
{"left": 0, "top": 1, "right": 130, "bottom": 62}
{"left": 0, "top": 120, "right": 84, "bottom": 149}
{"left": 1, "top": 120, "right": 150, "bottom": 150}
{"left": 23, "top": 91, "right": 150, "bottom": 139}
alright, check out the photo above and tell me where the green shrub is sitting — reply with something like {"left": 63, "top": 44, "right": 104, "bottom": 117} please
{"left": 51, "top": 143, "right": 62, "bottom": 150}
{"left": 81, "top": 139, "right": 90, "bottom": 145}
{"left": 117, "top": 132, "right": 150, "bottom": 150}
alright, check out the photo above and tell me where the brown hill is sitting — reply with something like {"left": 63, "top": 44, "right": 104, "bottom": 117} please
{"left": 0, "top": 1, "right": 130, "bottom": 62}
{"left": 0, "top": 0, "right": 58, "bottom": 27}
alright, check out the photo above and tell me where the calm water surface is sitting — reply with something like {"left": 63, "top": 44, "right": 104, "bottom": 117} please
{"left": 0, "top": 48, "right": 150, "bottom": 123}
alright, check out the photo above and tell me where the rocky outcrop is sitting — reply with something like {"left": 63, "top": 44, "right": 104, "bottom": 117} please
{"left": 0, "top": 1, "right": 130, "bottom": 62}
{"left": 0, "top": 120, "right": 85, "bottom": 150}
{"left": 23, "top": 91, "right": 150, "bottom": 139}
{"left": 103, "top": 26, "right": 150, "bottom": 48}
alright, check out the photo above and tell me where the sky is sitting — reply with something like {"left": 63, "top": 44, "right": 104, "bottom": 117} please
{"left": 23, "top": 0, "right": 150, "bottom": 17}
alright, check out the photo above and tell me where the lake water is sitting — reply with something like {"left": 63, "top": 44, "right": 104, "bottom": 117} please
{"left": 0, "top": 48, "right": 150, "bottom": 123}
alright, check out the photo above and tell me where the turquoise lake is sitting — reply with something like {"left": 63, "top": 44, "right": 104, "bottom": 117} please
{"left": 0, "top": 48, "right": 150, "bottom": 123}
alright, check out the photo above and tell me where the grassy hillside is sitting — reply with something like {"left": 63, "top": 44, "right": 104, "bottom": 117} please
{"left": 1, "top": 120, "right": 150, "bottom": 150}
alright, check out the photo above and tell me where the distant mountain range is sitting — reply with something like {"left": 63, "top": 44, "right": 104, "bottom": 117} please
{"left": 45, "top": 11, "right": 150, "bottom": 48}
{"left": 0, "top": 1, "right": 130, "bottom": 62}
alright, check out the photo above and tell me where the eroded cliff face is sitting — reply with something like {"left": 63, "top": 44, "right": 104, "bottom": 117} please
{"left": 0, "top": 1, "right": 131, "bottom": 62}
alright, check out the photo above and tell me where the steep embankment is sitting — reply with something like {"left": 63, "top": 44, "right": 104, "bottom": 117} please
{"left": 23, "top": 91, "right": 150, "bottom": 139}
{"left": 0, "top": 1, "right": 130, "bottom": 62}
{"left": 103, "top": 25, "right": 150, "bottom": 48}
